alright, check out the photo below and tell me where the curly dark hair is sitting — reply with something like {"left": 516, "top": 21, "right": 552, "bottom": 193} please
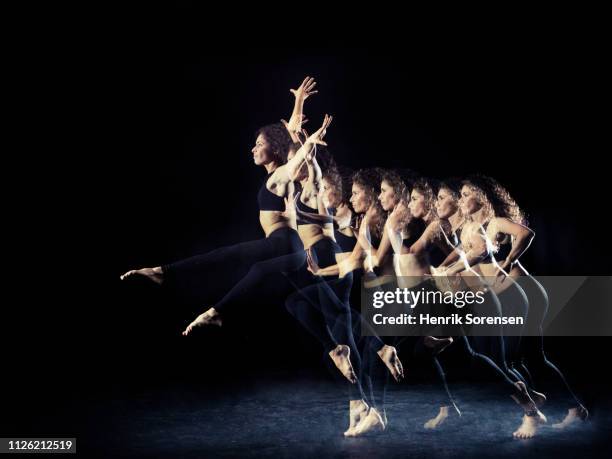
{"left": 351, "top": 168, "right": 382, "bottom": 208}
{"left": 412, "top": 177, "right": 439, "bottom": 218}
{"left": 381, "top": 168, "right": 419, "bottom": 205}
{"left": 351, "top": 168, "right": 385, "bottom": 239}
{"left": 381, "top": 169, "right": 406, "bottom": 205}
{"left": 322, "top": 162, "right": 348, "bottom": 205}
{"left": 462, "top": 174, "right": 526, "bottom": 225}
{"left": 255, "top": 123, "right": 294, "bottom": 165}
{"left": 438, "top": 177, "right": 462, "bottom": 200}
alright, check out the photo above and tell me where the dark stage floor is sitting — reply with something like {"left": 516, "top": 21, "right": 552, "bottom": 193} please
{"left": 25, "top": 376, "right": 612, "bottom": 458}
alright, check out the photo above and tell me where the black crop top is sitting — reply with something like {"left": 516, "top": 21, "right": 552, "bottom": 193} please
{"left": 427, "top": 243, "right": 449, "bottom": 267}
{"left": 257, "top": 172, "right": 285, "bottom": 211}
{"left": 335, "top": 229, "right": 357, "bottom": 252}
{"left": 402, "top": 219, "right": 427, "bottom": 250}
{"left": 325, "top": 207, "right": 356, "bottom": 252}
{"left": 296, "top": 198, "right": 319, "bottom": 225}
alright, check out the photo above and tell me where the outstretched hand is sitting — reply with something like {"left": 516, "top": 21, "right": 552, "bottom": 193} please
{"left": 307, "top": 114, "right": 333, "bottom": 147}
{"left": 291, "top": 76, "right": 318, "bottom": 100}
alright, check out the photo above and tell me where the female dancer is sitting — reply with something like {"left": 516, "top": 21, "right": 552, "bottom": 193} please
{"left": 120, "top": 78, "right": 360, "bottom": 385}
{"left": 437, "top": 178, "right": 531, "bottom": 387}
{"left": 306, "top": 168, "right": 405, "bottom": 436}
{"left": 384, "top": 176, "right": 460, "bottom": 428}
{"left": 281, "top": 145, "right": 370, "bottom": 429}
{"left": 458, "top": 176, "right": 588, "bottom": 428}
{"left": 436, "top": 177, "right": 550, "bottom": 438}
{"left": 119, "top": 76, "right": 318, "bottom": 288}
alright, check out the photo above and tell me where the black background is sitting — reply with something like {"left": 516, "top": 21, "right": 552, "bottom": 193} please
{"left": 3, "top": 6, "right": 610, "bottom": 437}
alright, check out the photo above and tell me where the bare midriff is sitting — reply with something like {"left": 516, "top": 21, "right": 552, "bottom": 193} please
{"left": 259, "top": 211, "right": 294, "bottom": 237}
{"left": 297, "top": 223, "right": 326, "bottom": 249}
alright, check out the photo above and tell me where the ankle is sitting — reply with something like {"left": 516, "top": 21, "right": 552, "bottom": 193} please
{"left": 350, "top": 399, "right": 368, "bottom": 411}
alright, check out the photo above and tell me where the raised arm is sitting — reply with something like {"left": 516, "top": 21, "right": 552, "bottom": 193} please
{"left": 300, "top": 147, "right": 323, "bottom": 206}
{"left": 281, "top": 77, "right": 317, "bottom": 143}
{"left": 269, "top": 115, "right": 333, "bottom": 193}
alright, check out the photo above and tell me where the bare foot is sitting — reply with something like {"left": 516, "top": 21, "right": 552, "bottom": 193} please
{"left": 424, "top": 336, "right": 454, "bottom": 355}
{"left": 329, "top": 345, "right": 357, "bottom": 384}
{"left": 182, "top": 308, "right": 222, "bottom": 335}
{"left": 120, "top": 266, "right": 164, "bottom": 285}
{"left": 513, "top": 413, "right": 546, "bottom": 439}
{"left": 377, "top": 345, "right": 404, "bottom": 382}
{"left": 511, "top": 381, "right": 547, "bottom": 438}
{"left": 552, "top": 405, "right": 589, "bottom": 429}
{"left": 424, "top": 406, "right": 450, "bottom": 429}
{"left": 345, "top": 407, "right": 386, "bottom": 437}
{"left": 344, "top": 399, "right": 369, "bottom": 437}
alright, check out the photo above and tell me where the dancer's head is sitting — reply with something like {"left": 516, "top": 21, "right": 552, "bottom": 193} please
{"left": 378, "top": 169, "right": 418, "bottom": 212}
{"left": 321, "top": 162, "right": 345, "bottom": 209}
{"left": 322, "top": 164, "right": 354, "bottom": 224}
{"left": 378, "top": 170, "right": 405, "bottom": 211}
{"left": 408, "top": 178, "right": 438, "bottom": 221}
{"left": 252, "top": 123, "right": 294, "bottom": 167}
{"left": 351, "top": 168, "right": 385, "bottom": 238}
{"left": 351, "top": 168, "right": 383, "bottom": 214}
{"left": 459, "top": 175, "right": 526, "bottom": 224}
{"left": 436, "top": 178, "right": 462, "bottom": 220}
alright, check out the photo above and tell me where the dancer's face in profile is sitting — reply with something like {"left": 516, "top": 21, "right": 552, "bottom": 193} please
{"left": 408, "top": 190, "right": 428, "bottom": 219}
{"left": 459, "top": 185, "right": 482, "bottom": 216}
{"left": 252, "top": 134, "right": 274, "bottom": 166}
{"left": 378, "top": 180, "right": 398, "bottom": 211}
{"left": 350, "top": 183, "right": 369, "bottom": 214}
{"left": 436, "top": 188, "right": 459, "bottom": 219}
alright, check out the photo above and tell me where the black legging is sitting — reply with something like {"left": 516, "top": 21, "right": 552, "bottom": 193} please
{"left": 358, "top": 275, "right": 457, "bottom": 412}
{"left": 398, "top": 281, "right": 528, "bottom": 407}
{"left": 162, "top": 227, "right": 305, "bottom": 315}
{"left": 468, "top": 289, "right": 523, "bottom": 385}
{"left": 388, "top": 279, "right": 458, "bottom": 409}
{"left": 494, "top": 282, "right": 529, "bottom": 385}
{"left": 285, "top": 237, "right": 367, "bottom": 402}
{"left": 162, "top": 226, "right": 303, "bottom": 292}
{"left": 437, "top": 288, "right": 526, "bottom": 402}
{"left": 516, "top": 275, "right": 583, "bottom": 408}
{"left": 448, "top": 334, "right": 517, "bottom": 388}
